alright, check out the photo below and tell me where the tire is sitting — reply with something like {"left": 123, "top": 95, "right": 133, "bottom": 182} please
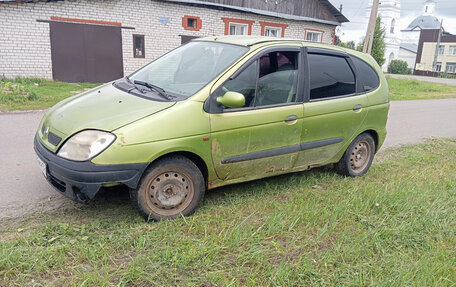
{"left": 130, "top": 155, "right": 205, "bottom": 221}
{"left": 336, "top": 133, "right": 376, "bottom": 177}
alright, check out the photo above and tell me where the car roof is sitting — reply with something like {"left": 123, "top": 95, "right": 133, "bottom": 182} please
{"left": 195, "top": 35, "right": 302, "bottom": 46}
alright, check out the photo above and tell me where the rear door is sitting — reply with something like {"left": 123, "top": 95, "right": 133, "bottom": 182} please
{"left": 208, "top": 46, "right": 305, "bottom": 181}
{"left": 294, "top": 48, "right": 368, "bottom": 168}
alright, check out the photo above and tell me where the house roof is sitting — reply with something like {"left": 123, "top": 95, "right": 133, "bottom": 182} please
{"left": 162, "top": 0, "right": 348, "bottom": 26}
{"left": 400, "top": 43, "right": 418, "bottom": 53}
{"left": 0, "top": 0, "right": 348, "bottom": 26}
{"left": 403, "top": 15, "right": 441, "bottom": 31}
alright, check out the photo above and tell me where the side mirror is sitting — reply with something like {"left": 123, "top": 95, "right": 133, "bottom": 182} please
{"left": 216, "top": 91, "right": 245, "bottom": 108}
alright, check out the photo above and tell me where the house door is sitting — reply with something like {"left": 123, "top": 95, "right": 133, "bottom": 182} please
{"left": 50, "top": 21, "right": 124, "bottom": 83}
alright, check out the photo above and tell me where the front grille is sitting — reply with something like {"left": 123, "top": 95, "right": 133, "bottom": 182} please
{"left": 48, "top": 132, "right": 62, "bottom": 146}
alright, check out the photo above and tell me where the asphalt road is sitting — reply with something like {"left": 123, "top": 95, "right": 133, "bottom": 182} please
{"left": 1, "top": 98, "right": 456, "bottom": 219}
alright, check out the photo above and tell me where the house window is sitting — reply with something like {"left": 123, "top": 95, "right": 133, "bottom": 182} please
{"left": 188, "top": 18, "right": 196, "bottom": 28}
{"left": 182, "top": 15, "right": 202, "bottom": 31}
{"left": 449, "top": 46, "right": 456, "bottom": 56}
{"left": 221, "top": 18, "right": 254, "bottom": 35}
{"left": 447, "top": 63, "right": 456, "bottom": 74}
{"left": 133, "top": 34, "right": 145, "bottom": 58}
{"left": 229, "top": 23, "right": 248, "bottom": 35}
{"left": 438, "top": 45, "right": 445, "bottom": 55}
{"left": 435, "top": 62, "right": 442, "bottom": 72}
{"left": 305, "top": 29, "right": 323, "bottom": 42}
{"left": 259, "top": 21, "right": 288, "bottom": 38}
{"left": 265, "top": 27, "right": 281, "bottom": 37}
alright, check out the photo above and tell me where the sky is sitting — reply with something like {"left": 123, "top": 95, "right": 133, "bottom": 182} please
{"left": 328, "top": 0, "right": 456, "bottom": 43}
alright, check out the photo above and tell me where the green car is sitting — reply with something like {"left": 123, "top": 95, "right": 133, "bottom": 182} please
{"left": 35, "top": 36, "right": 389, "bottom": 221}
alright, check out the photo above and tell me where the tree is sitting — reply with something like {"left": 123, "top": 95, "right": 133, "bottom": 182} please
{"left": 357, "top": 16, "right": 386, "bottom": 67}
{"left": 388, "top": 59, "right": 411, "bottom": 74}
{"left": 337, "top": 40, "right": 356, "bottom": 50}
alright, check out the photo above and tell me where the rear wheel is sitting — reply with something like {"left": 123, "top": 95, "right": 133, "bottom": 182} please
{"left": 131, "top": 156, "right": 205, "bottom": 221}
{"left": 336, "top": 133, "right": 375, "bottom": 177}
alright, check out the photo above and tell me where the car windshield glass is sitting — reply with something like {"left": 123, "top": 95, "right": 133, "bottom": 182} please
{"left": 129, "top": 41, "right": 249, "bottom": 98}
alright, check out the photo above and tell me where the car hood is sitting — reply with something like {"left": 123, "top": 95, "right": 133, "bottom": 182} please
{"left": 40, "top": 82, "right": 175, "bottom": 151}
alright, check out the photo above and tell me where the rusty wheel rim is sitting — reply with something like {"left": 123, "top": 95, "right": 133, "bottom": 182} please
{"left": 145, "top": 171, "right": 194, "bottom": 217}
{"left": 349, "top": 140, "right": 371, "bottom": 172}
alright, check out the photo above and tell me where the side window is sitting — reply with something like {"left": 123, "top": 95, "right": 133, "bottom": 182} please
{"left": 224, "top": 61, "right": 258, "bottom": 107}
{"left": 308, "top": 53, "right": 356, "bottom": 100}
{"left": 221, "top": 50, "right": 299, "bottom": 110}
{"left": 257, "top": 52, "right": 298, "bottom": 107}
{"left": 350, "top": 56, "right": 380, "bottom": 92}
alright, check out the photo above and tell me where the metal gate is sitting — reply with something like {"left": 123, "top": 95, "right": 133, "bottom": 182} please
{"left": 50, "top": 21, "right": 124, "bottom": 83}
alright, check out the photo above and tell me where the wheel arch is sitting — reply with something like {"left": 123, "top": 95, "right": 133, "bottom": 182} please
{"left": 146, "top": 151, "right": 209, "bottom": 187}
{"left": 363, "top": 129, "right": 379, "bottom": 152}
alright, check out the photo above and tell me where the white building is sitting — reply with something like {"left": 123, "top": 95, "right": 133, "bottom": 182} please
{"left": 399, "top": 0, "right": 441, "bottom": 69}
{"left": 0, "top": 0, "right": 348, "bottom": 83}
{"left": 376, "top": 0, "right": 401, "bottom": 71}
{"left": 367, "top": 0, "right": 441, "bottom": 71}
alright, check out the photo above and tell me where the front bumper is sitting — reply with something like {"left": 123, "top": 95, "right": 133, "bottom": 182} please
{"left": 34, "top": 135, "right": 148, "bottom": 202}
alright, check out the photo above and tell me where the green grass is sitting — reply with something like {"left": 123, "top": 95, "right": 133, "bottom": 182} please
{"left": 0, "top": 78, "right": 99, "bottom": 111}
{"left": 1, "top": 139, "right": 456, "bottom": 286}
{"left": 387, "top": 77, "right": 456, "bottom": 100}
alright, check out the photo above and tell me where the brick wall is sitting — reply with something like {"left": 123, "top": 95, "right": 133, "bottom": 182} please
{"left": 0, "top": 0, "right": 337, "bottom": 80}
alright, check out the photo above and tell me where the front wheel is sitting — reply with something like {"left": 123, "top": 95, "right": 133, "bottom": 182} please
{"left": 336, "top": 133, "right": 375, "bottom": 177}
{"left": 131, "top": 156, "right": 205, "bottom": 221}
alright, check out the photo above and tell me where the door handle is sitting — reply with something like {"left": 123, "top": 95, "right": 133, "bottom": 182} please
{"left": 353, "top": 104, "right": 363, "bottom": 111}
{"left": 284, "top": 115, "right": 298, "bottom": 122}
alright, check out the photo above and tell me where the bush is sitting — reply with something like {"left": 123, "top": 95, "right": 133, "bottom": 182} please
{"left": 388, "top": 60, "right": 410, "bottom": 74}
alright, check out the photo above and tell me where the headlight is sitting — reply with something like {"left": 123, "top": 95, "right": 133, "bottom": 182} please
{"left": 57, "top": 130, "right": 116, "bottom": 161}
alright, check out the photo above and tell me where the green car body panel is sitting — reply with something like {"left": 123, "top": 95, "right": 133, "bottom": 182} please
{"left": 35, "top": 36, "right": 389, "bottom": 200}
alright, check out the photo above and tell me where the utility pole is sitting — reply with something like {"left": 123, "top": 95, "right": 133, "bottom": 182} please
{"left": 363, "top": 0, "right": 379, "bottom": 54}
{"left": 432, "top": 19, "right": 444, "bottom": 73}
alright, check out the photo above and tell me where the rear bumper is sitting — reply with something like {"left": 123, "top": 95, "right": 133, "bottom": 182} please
{"left": 34, "top": 135, "right": 148, "bottom": 202}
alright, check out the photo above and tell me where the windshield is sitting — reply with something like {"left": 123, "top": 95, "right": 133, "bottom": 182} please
{"left": 129, "top": 41, "right": 249, "bottom": 98}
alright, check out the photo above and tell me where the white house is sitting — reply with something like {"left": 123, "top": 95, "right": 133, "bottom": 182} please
{"left": 0, "top": 0, "right": 348, "bottom": 83}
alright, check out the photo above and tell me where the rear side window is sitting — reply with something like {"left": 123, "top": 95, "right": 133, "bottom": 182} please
{"left": 308, "top": 53, "right": 356, "bottom": 100}
{"left": 350, "top": 56, "right": 380, "bottom": 92}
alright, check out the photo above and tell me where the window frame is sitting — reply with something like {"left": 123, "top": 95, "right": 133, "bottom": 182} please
{"left": 390, "top": 19, "right": 396, "bottom": 34}
{"left": 132, "top": 34, "right": 145, "bottom": 58}
{"left": 265, "top": 27, "right": 281, "bottom": 37}
{"left": 204, "top": 46, "right": 305, "bottom": 114}
{"left": 446, "top": 63, "right": 456, "bottom": 74}
{"left": 182, "top": 15, "right": 202, "bottom": 31}
{"left": 259, "top": 21, "right": 288, "bottom": 38}
{"left": 305, "top": 29, "right": 324, "bottom": 42}
{"left": 229, "top": 23, "right": 248, "bottom": 35}
{"left": 438, "top": 45, "right": 445, "bottom": 55}
{"left": 221, "top": 17, "right": 254, "bottom": 35}
{"left": 304, "top": 47, "right": 360, "bottom": 103}
{"left": 435, "top": 62, "right": 442, "bottom": 72}
{"left": 449, "top": 46, "right": 456, "bottom": 56}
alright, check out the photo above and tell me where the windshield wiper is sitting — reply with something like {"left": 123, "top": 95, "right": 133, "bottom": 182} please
{"left": 133, "top": 80, "right": 173, "bottom": 101}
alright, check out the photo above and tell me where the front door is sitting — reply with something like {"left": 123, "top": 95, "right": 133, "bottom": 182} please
{"left": 209, "top": 48, "right": 304, "bottom": 181}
